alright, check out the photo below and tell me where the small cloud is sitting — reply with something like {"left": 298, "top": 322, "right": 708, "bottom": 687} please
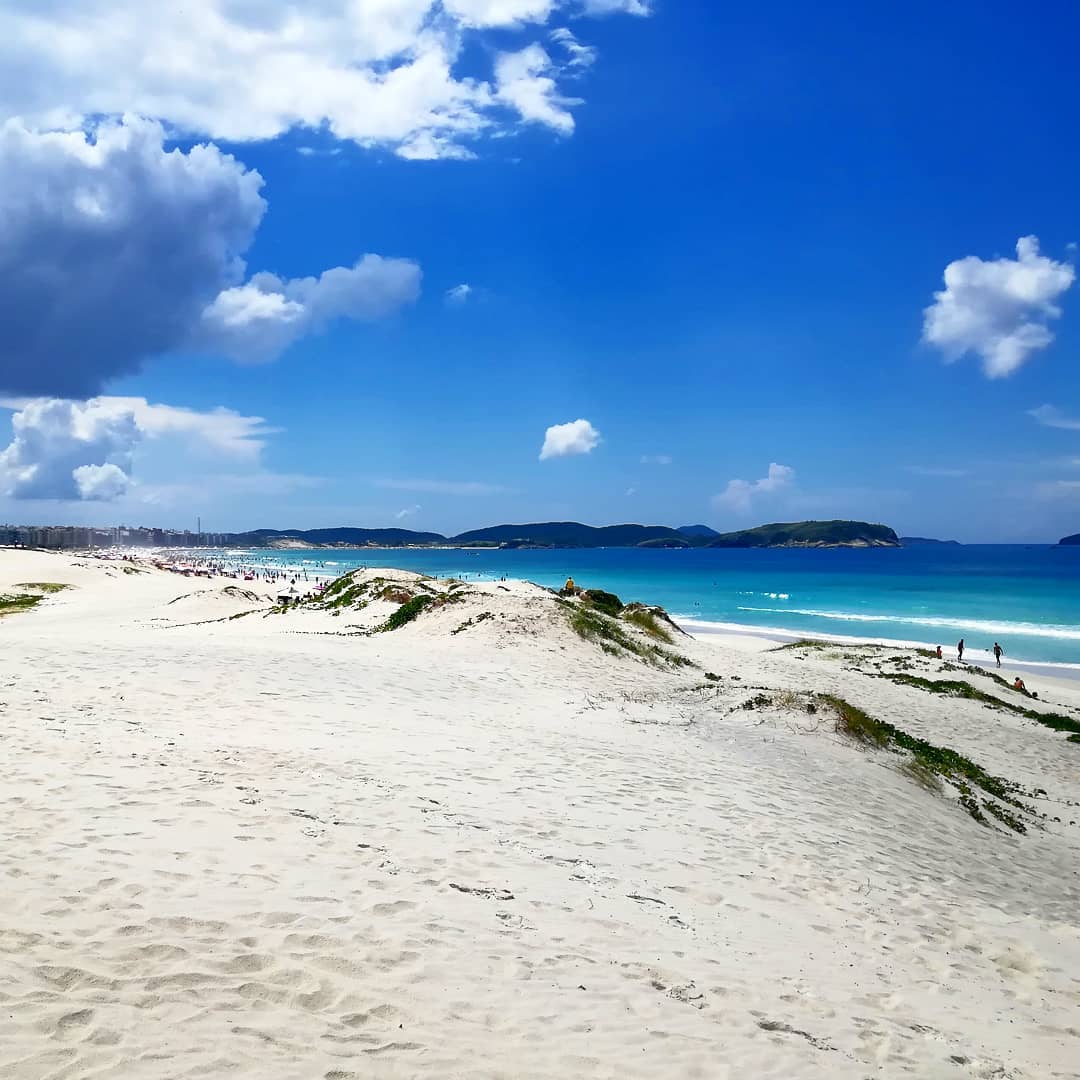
{"left": 395, "top": 504, "right": 422, "bottom": 520}
{"left": 550, "top": 28, "right": 596, "bottom": 70}
{"left": 1028, "top": 404, "right": 1080, "bottom": 431}
{"left": 495, "top": 44, "right": 580, "bottom": 136}
{"left": 296, "top": 146, "right": 316, "bottom": 157}
{"left": 905, "top": 465, "right": 968, "bottom": 478}
{"left": 712, "top": 462, "right": 794, "bottom": 514}
{"left": 640, "top": 454, "right": 673, "bottom": 465}
{"left": 922, "top": 236, "right": 1075, "bottom": 378}
{"left": 625, "top": 486, "right": 637, "bottom": 496}
{"left": 539, "top": 418, "right": 601, "bottom": 460}
{"left": 445, "top": 283, "right": 473, "bottom": 305}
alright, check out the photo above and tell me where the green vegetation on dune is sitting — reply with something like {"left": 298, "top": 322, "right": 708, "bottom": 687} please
{"left": 582, "top": 589, "right": 624, "bottom": 617}
{"left": 378, "top": 594, "right": 432, "bottom": 632}
{"left": 876, "top": 673, "right": 1080, "bottom": 740}
{"left": 15, "top": 582, "right": 70, "bottom": 593}
{"left": 561, "top": 598, "right": 691, "bottom": 668}
{"left": 622, "top": 605, "right": 675, "bottom": 642}
{"left": 820, "top": 694, "right": 1034, "bottom": 833}
{"left": 0, "top": 593, "right": 43, "bottom": 616}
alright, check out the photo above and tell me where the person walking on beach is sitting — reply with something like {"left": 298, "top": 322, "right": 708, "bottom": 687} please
{"left": 957, "top": 638, "right": 965, "bottom": 662}
{"left": 993, "top": 642, "right": 1003, "bottom": 667}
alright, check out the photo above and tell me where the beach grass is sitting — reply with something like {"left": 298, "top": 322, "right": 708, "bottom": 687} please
{"left": 877, "top": 673, "right": 1080, "bottom": 740}
{"left": 562, "top": 599, "right": 691, "bottom": 668}
{"left": 622, "top": 605, "right": 675, "bottom": 642}
{"left": 378, "top": 594, "right": 432, "bottom": 632}
{"left": 819, "top": 693, "right": 1033, "bottom": 832}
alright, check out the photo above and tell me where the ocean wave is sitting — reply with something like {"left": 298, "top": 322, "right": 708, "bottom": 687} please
{"left": 735, "top": 606, "right": 1080, "bottom": 641}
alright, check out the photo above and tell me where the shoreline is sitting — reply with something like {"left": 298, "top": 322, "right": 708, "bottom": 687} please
{"left": 62, "top": 546, "right": 1080, "bottom": 675}
{"left": 678, "top": 616, "right": 1080, "bottom": 683}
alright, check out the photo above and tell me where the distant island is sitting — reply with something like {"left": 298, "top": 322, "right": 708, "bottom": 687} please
{"left": 1059, "top": 533, "right": 1080, "bottom": 546}
{"left": 900, "top": 536, "right": 961, "bottom": 546}
{"left": 704, "top": 520, "right": 899, "bottom": 549}
{"left": 207, "top": 519, "right": 900, "bottom": 551}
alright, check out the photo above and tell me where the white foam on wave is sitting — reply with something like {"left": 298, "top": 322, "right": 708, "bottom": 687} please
{"left": 735, "top": 606, "right": 1080, "bottom": 642}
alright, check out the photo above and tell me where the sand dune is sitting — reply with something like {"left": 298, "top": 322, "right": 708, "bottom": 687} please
{"left": 1, "top": 550, "right": 1078, "bottom": 1079}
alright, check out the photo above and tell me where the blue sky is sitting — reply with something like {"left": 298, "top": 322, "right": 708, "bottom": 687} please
{"left": 0, "top": 0, "right": 1078, "bottom": 541}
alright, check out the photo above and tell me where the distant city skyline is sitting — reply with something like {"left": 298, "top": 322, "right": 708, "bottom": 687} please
{"left": 1, "top": 2, "right": 1078, "bottom": 543}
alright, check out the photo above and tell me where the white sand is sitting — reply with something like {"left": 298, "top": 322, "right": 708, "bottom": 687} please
{"left": 1, "top": 549, "right": 1078, "bottom": 1079}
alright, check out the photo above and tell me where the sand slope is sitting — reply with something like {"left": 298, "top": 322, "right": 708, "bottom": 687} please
{"left": 1, "top": 551, "right": 1078, "bottom": 1079}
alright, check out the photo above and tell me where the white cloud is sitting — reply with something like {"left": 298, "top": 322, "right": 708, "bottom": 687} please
{"left": 922, "top": 236, "right": 1075, "bottom": 378}
{"left": 713, "top": 462, "right": 794, "bottom": 514}
{"left": 1028, "top": 404, "right": 1080, "bottom": 431}
{"left": 199, "top": 257, "right": 421, "bottom": 362}
{"left": 0, "top": 117, "right": 418, "bottom": 396}
{"left": 0, "top": 1, "right": 646, "bottom": 161}
{"left": 539, "top": 418, "right": 601, "bottom": 460}
{"left": 550, "top": 28, "right": 596, "bottom": 70}
{"left": 640, "top": 454, "right": 673, "bottom": 465}
{"left": 73, "top": 463, "right": 130, "bottom": 501}
{"left": 0, "top": 396, "right": 274, "bottom": 501}
{"left": 0, "top": 398, "right": 139, "bottom": 501}
{"left": 496, "top": 45, "right": 579, "bottom": 134}
{"left": 445, "top": 283, "right": 474, "bottom": 305}
{"left": 375, "top": 478, "right": 509, "bottom": 496}
{"left": 394, "top": 504, "right": 422, "bottom": 519}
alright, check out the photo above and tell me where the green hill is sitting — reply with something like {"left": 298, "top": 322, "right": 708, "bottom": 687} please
{"left": 449, "top": 522, "right": 687, "bottom": 547}
{"left": 706, "top": 520, "right": 899, "bottom": 548}
{"left": 1059, "top": 533, "right": 1080, "bottom": 546}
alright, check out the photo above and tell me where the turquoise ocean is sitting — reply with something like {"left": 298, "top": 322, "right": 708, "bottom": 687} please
{"left": 207, "top": 545, "right": 1080, "bottom": 667}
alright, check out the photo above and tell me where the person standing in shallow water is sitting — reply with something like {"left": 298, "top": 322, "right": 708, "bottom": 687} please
{"left": 957, "top": 638, "right": 965, "bottom": 662}
{"left": 993, "top": 642, "right": 1004, "bottom": 667}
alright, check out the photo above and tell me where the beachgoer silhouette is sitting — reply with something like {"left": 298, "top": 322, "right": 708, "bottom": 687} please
{"left": 1013, "top": 676, "right": 1026, "bottom": 693}
{"left": 957, "top": 638, "right": 965, "bottom": 662}
{"left": 993, "top": 642, "right": 1003, "bottom": 667}
{"left": 935, "top": 645, "right": 942, "bottom": 660}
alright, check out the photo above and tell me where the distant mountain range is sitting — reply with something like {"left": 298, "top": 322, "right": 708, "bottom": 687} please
{"left": 899, "top": 536, "right": 961, "bottom": 546}
{"left": 218, "top": 520, "right": 900, "bottom": 550}
{"left": 1059, "top": 533, "right": 1080, "bottom": 546}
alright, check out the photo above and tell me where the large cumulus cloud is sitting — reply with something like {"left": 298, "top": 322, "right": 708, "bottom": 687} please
{"left": 0, "top": 1, "right": 648, "bottom": 160}
{"left": 0, "top": 396, "right": 275, "bottom": 501}
{"left": 0, "top": 117, "right": 264, "bottom": 397}
{"left": 0, "top": 118, "right": 420, "bottom": 397}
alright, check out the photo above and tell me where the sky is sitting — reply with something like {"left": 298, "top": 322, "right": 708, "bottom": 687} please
{"left": 0, "top": 0, "right": 1078, "bottom": 542}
